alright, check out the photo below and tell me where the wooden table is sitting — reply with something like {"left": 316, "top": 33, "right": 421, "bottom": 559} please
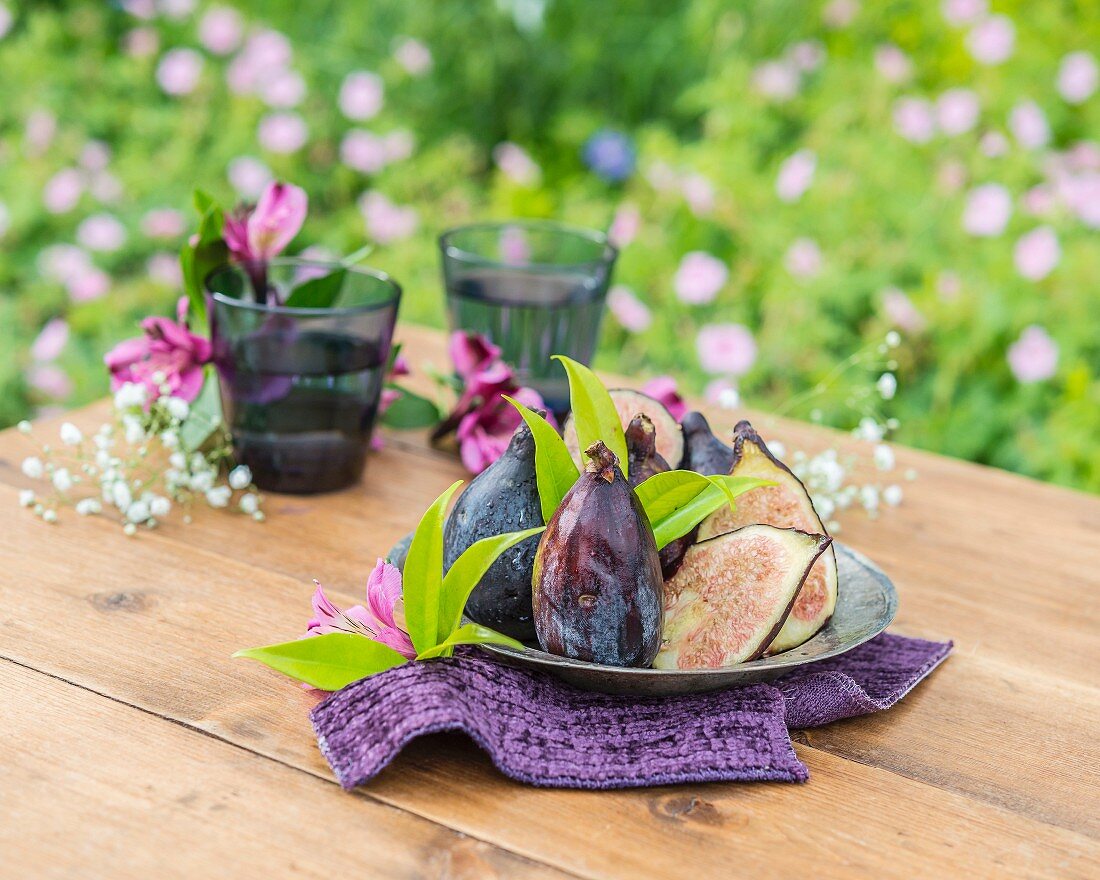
{"left": 1, "top": 324, "right": 1097, "bottom": 879}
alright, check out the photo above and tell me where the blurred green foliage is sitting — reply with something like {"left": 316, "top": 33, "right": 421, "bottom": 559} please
{"left": 1, "top": 0, "right": 1098, "bottom": 491}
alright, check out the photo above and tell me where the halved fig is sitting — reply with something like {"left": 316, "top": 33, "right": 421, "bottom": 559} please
{"left": 697, "top": 420, "right": 838, "bottom": 654}
{"left": 681, "top": 411, "right": 735, "bottom": 476}
{"left": 563, "top": 389, "right": 684, "bottom": 468}
{"left": 653, "top": 525, "right": 832, "bottom": 670}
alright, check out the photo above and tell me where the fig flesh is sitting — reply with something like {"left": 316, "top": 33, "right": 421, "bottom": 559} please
{"left": 681, "top": 411, "right": 735, "bottom": 476}
{"left": 697, "top": 420, "right": 838, "bottom": 654}
{"left": 654, "top": 525, "right": 832, "bottom": 669}
{"left": 532, "top": 441, "right": 664, "bottom": 667}
{"left": 443, "top": 418, "right": 543, "bottom": 641}
{"left": 563, "top": 389, "right": 684, "bottom": 468}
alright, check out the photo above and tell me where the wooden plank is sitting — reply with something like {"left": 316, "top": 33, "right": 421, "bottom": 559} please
{"left": 0, "top": 660, "right": 577, "bottom": 880}
{"left": 0, "top": 489, "right": 1096, "bottom": 879}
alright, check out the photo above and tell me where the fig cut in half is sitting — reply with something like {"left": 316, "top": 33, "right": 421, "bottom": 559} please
{"left": 697, "top": 420, "right": 839, "bottom": 655}
{"left": 653, "top": 525, "right": 832, "bottom": 670}
{"left": 563, "top": 389, "right": 684, "bottom": 469}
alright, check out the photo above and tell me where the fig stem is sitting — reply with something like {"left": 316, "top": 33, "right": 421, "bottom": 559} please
{"left": 583, "top": 441, "right": 619, "bottom": 483}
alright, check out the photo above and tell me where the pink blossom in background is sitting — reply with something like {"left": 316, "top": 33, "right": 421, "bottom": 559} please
{"left": 893, "top": 97, "right": 936, "bottom": 143}
{"left": 1013, "top": 227, "right": 1060, "bottom": 281}
{"left": 42, "top": 169, "right": 84, "bottom": 214}
{"left": 881, "top": 287, "right": 926, "bottom": 332}
{"left": 979, "top": 131, "right": 1010, "bottom": 157}
{"left": 822, "top": 0, "right": 859, "bottom": 28}
{"left": 784, "top": 238, "right": 823, "bottom": 279}
{"left": 79, "top": 141, "right": 111, "bottom": 172}
{"left": 0, "top": 4, "right": 12, "bottom": 40}
{"left": 935, "top": 159, "right": 967, "bottom": 194}
{"left": 156, "top": 48, "right": 204, "bottom": 96}
{"left": 1057, "top": 51, "right": 1098, "bottom": 104}
{"left": 788, "top": 40, "right": 826, "bottom": 73}
{"left": 640, "top": 376, "right": 687, "bottom": 421}
{"left": 38, "top": 244, "right": 92, "bottom": 284}
{"left": 24, "top": 109, "right": 57, "bottom": 155}
{"left": 776, "top": 149, "right": 817, "bottom": 202}
{"left": 1068, "top": 172, "right": 1100, "bottom": 228}
{"left": 227, "top": 156, "right": 273, "bottom": 199}
{"left": 704, "top": 378, "right": 740, "bottom": 409}
{"left": 295, "top": 245, "right": 339, "bottom": 284}
{"left": 492, "top": 142, "right": 541, "bottom": 185}
{"left": 696, "top": 324, "right": 757, "bottom": 376}
{"left": 1009, "top": 101, "right": 1050, "bottom": 151}
{"left": 1022, "top": 184, "right": 1056, "bottom": 217}
{"left": 226, "top": 54, "right": 260, "bottom": 94}
{"left": 340, "top": 130, "right": 388, "bottom": 174}
{"left": 752, "top": 60, "right": 800, "bottom": 101}
{"left": 673, "top": 251, "right": 728, "bottom": 304}
{"left": 91, "top": 171, "right": 123, "bottom": 204}
{"left": 383, "top": 130, "right": 415, "bottom": 163}
{"left": 76, "top": 213, "right": 127, "bottom": 252}
{"left": 244, "top": 29, "right": 292, "bottom": 69}
{"left": 147, "top": 252, "right": 183, "bottom": 286}
{"left": 936, "top": 271, "right": 962, "bottom": 301}
{"left": 141, "top": 208, "right": 186, "bottom": 239}
{"left": 123, "top": 26, "right": 159, "bottom": 58}
{"left": 257, "top": 112, "right": 307, "bottom": 153}
{"left": 681, "top": 174, "right": 715, "bottom": 216}
{"left": 393, "top": 37, "right": 432, "bottom": 76}
{"left": 1067, "top": 141, "right": 1100, "bottom": 170}
{"left": 122, "top": 0, "right": 155, "bottom": 19}
{"left": 67, "top": 269, "right": 110, "bottom": 303}
{"left": 199, "top": 6, "right": 242, "bottom": 55}
{"left": 941, "top": 0, "right": 986, "bottom": 25}
{"left": 966, "top": 15, "right": 1015, "bottom": 65}
{"left": 339, "top": 71, "right": 384, "bottom": 121}
{"left": 31, "top": 319, "right": 70, "bottom": 362}
{"left": 223, "top": 181, "right": 307, "bottom": 262}
{"left": 645, "top": 161, "right": 678, "bottom": 192}
{"left": 27, "top": 365, "right": 73, "bottom": 399}
{"left": 936, "top": 89, "right": 980, "bottom": 135}
{"left": 158, "top": 0, "right": 196, "bottom": 20}
{"left": 259, "top": 69, "right": 306, "bottom": 108}
{"left": 499, "top": 226, "right": 530, "bottom": 264}
{"left": 1007, "top": 326, "right": 1058, "bottom": 383}
{"left": 609, "top": 203, "right": 641, "bottom": 247}
{"left": 874, "top": 44, "right": 912, "bottom": 84}
{"left": 962, "top": 183, "right": 1012, "bottom": 236}
{"left": 359, "top": 191, "right": 418, "bottom": 244}
{"left": 607, "top": 285, "right": 652, "bottom": 333}
{"left": 105, "top": 297, "right": 212, "bottom": 402}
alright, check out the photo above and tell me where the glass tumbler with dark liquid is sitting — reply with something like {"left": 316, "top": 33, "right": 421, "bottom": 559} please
{"left": 439, "top": 221, "right": 617, "bottom": 413}
{"left": 206, "top": 260, "right": 401, "bottom": 494}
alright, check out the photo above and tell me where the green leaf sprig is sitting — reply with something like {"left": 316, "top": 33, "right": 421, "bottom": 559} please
{"left": 234, "top": 481, "right": 543, "bottom": 690}
{"left": 180, "top": 189, "right": 228, "bottom": 325}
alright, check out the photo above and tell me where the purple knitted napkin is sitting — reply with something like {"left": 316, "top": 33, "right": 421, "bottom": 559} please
{"left": 311, "top": 632, "right": 950, "bottom": 790}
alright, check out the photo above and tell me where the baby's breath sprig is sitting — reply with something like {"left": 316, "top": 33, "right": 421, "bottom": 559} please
{"left": 17, "top": 376, "right": 264, "bottom": 534}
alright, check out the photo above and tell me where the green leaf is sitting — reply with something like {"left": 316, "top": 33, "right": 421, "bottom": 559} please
{"left": 284, "top": 267, "right": 347, "bottom": 309}
{"left": 504, "top": 394, "right": 579, "bottom": 522}
{"left": 553, "top": 355, "right": 628, "bottom": 474}
{"left": 635, "top": 470, "right": 775, "bottom": 550}
{"left": 416, "top": 623, "right": 525, "bottom": 660}
{"left": 402, "top": 480, "right": 464, "bottom": 653}
{"left": 233, "top": 633, "right": 407, "bottom": 691}
{"left": 181, "top": 196, "right": 228, "bottom": 325}
{"left": 193, "top": 189, "right": 218, "bottom": 216}
{"left": 178, "top": 368, "right": 223, "bottom": 452}
{"left": 380, "top": 386, "right": 442, "bottom": 429}
{"left": 439, "top": 526, "right": 545, "bottom": 637}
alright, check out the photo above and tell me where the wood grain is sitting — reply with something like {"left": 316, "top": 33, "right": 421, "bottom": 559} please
{"left": 1, "top": 322, "right": 1098, "bottom": 878}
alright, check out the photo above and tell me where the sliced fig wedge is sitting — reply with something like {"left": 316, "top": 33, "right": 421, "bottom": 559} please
{"left": 697, "top": 420, "right": 838, "bottom": 654}
{"left": 653, "top": 525, "right": 832, "bottom": 670}
{"left": 563, "top": 389, "right": 684, "bottom": 468}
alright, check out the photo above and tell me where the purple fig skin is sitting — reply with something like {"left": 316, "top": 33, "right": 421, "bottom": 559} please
{"left": 681, "top": 411, "right": 735, "bottom": 476}
{"left": 625, "top": 413, "right": 671, "bottom": 487}
{"left": 532, "top": 441, "right": 665, "bottom": 668}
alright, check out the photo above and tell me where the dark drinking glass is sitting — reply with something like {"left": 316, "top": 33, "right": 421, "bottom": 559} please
{"left": 439, "top": 221, "right": 617, "bottom": 412}
{"left": 206, "top": 259, "right": 401, "bottom": 494}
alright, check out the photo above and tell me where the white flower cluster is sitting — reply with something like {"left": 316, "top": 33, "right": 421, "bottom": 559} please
{"left": 17, "top": 379, "right": 264, "bottom": 534}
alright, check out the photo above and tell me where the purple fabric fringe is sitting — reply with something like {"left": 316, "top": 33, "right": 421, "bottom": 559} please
{"left": 310, "top": 632, "right": 951, "bottom": 791}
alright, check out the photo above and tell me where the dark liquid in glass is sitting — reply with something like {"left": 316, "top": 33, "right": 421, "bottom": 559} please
{"left": 445, "top": 270, "right": 606, "bottom": 413}
{"left": 215, "top": 330, "right": 385, "bottom": 493}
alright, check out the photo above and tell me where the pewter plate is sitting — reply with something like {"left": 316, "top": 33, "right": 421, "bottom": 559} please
{"left": 478, "top": 542, "right": 897, "bottom": 696}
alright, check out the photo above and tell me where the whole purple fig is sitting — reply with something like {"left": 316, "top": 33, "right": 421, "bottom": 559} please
{"left": 625, "top": 414, "right": 670, "bottom": 487}
{"left": 532, "top": 441, "right": 664, "bottom": 667}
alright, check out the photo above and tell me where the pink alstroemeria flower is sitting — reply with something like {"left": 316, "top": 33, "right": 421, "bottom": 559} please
{"left": 306, "top": 559, "right": 416, "bottom": 659}
{"left": 457, "top": 385, "right": 550, "bottom": 475}
{"left": 223, "top": 181, "right": 308, "bottom": 263}
{"left": 641, "top": 376, "right": 688, "bottom": 421}
{"left": 104, "top": 296, "right": 212, "bottom": 402}
{"left": 449, "top": 330, "right": 502, "bottom": 381}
